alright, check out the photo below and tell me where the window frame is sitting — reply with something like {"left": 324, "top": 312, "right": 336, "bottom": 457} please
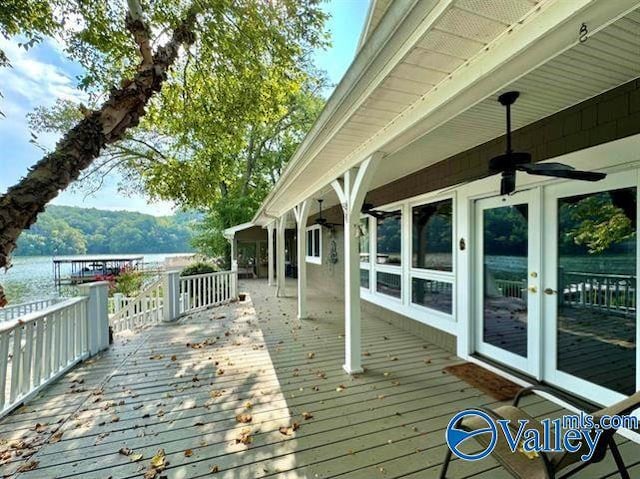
{"left": 409, "top": 194, "right": 456, "bottom": 316}
{"left": 373, "top": 207, "right": 403, "bottom": 302}
{"left": 305, "top": 224, "right": 322, "bottom": 265}
{"left": 358, "top": 192, "right": 457, "bottom": 326}
{"left": 360, "top": 216, "right": 372, "bottom": 293}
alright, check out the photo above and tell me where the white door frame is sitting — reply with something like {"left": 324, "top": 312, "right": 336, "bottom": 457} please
{"left": 473, "top": 188, "right": 542, "bottom": 379}
{"left": 542, "top": 169, "right": 640, "bottom": 405}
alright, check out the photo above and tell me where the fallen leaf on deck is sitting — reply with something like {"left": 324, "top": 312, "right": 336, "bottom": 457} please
{"left": 16, "top": 460, "right": 39, "bottom": 472}
{"left": 307, "top": 352, "right": 315, "bottom": 359}
{"left": 184, "top": 449, "right": 193, "bottom": 457}
{"left": 130, "top": 453, "right": 143, "bottom": 462}
{"left": 235, "top": 428, "right": 252, "bottom": 445}
{"left": 150, "top": 449, "right": 165, "bottom": 468}
{"left": 336, "top": 385, "right": 346, "bottom": 392}
{"left": 244, "top": 401, "right": 253, "bottom": 409}
{"left": 278, "top": 422, "right": 300, "bottom": 436}
{"left": 302, "top": 412, "right": 313, "bottom": 420}
{"left": 49, "top": 431, "right": 63, "bottom": 443}
{"left": 235, "top": 413, "right": 252, "bottom": 424}
{"left": 119, "top": 447, "right": 132, "bottom": 456}
{"left": 171, "top": 355, "right": 177, "bottom": 361}
{"left": 210, "top": 464, "right": 220, "bottom": 473}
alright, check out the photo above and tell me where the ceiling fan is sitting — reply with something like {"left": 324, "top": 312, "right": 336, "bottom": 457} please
{"left": 489, "top": 91, "right": 606, "bottom": 195}
{"left": 361, "top": 203, "right": 394, "bottom": 220}
{"left": 314, "top": 199, "right": 341, "bottom": 229}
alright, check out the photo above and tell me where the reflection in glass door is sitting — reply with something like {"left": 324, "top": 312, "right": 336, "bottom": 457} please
{"left": 549, "top": 183, "right": 637, "bottom": 399}
{"left": 475, "top": 190, "right": 540, "bottom": 376}
{"left": 482, "top": 203, "right": 529, "bottom": 357}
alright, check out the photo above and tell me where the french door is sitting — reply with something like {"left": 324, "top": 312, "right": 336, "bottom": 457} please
{"left": 474, "top": 189, "right": 541, "bottom": 378}
{"left": 542, "top": 171, "right": 638, "bottom": 405}
{"left": 473, "top": 170, "right": 639, "bottom": 405}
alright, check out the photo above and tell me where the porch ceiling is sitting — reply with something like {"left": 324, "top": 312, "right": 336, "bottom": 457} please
{"left": 256, "top": 0, "right": 640, "bottom": 222}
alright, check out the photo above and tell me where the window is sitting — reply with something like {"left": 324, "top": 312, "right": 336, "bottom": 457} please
{"left": 412, "top": 278, "right": 452, "bottom": 314}
{"left": 305, "top": 225, "right": 322, "bottom": 264}
{"left": 360, "top": 268, "right": 370, "bottom": 288}
{"left": 412, "top": 199, "right": 453, "bottom": 271}
{"left": 376, "top": 211, "right": 402, "bottom": 265}
{"left": 409, "top": 197, "right": 454, "bottom": 316}
{"left": 377, "top": 272, "right": 401, "bottom": 298}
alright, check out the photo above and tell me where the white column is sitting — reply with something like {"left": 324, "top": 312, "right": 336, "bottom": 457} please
{"left": 294, "top": 201, "right": 310, "bottom": 319}
{"left": 162, "top": 270, "right": 181, "bottom": 321}
{"left": 332, "top": 152, "right": 383, "bottom": 374}
{"left": 276, "top": 215, "right": 287, "bottom": 297}
{"left": 228, "top": 237, "right": 237, "bottom": 270}
{"left": 267, "top": 223, "right": 275, "bottom": 286}
{"left": 79, "top": 281, "right": 110, "bottom": 356}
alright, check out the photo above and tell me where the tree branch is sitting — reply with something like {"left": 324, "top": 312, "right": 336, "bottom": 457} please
{"left": 126, "top": 0, "right": 153, "bottom": 68}
{"left": 0, "top": 4, "right": 198, "bottom": 306}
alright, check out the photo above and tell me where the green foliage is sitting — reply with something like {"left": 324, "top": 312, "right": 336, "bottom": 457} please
{"left": 180, "top": 262, "right": 218, "bottom": 277}
{"left": 14, "top": 205, "right": 196, "bottom": 255}
{"left": 114, "top": 268, "right": 143, "bottom": 296}
{"left": 0, "top": 0, "right": 63, "bottom": 68}
{"left": 560, "top": 190, "right": 636, "bottom": 255}
{"left": 10, "top": 0, "right": 329, "bottom": 261}
{"left": 483, "top": 206, "right": 528, "bottom": 256}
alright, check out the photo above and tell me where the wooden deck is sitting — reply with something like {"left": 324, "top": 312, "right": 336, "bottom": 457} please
{"left": 1, "top": 279, "right": 639, "bottom": 478}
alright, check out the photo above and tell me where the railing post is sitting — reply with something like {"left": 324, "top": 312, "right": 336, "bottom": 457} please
{"left": 163, "top": 270, "right": 181, "bottom": 322}
{"left": 231, "top": 265, "right": 238, "bottom": 301}
{"left": 113, "top": 293, "right": 124, "bottom": 313}
{"left": 79, "top": 281, "right": 110, "bottom": 356}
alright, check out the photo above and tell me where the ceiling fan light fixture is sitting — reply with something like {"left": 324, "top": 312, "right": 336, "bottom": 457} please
{"left": 490, "top": 90, "right": 606, "bottom": 195}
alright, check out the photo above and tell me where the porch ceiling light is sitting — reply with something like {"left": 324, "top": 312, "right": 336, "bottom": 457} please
{"left": 488, "top": 91, "right": 606, "bottom": 195}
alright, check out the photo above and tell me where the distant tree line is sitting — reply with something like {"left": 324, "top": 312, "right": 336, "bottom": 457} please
{"left": 14, "top": 205, "right": 197, "bottom": 256}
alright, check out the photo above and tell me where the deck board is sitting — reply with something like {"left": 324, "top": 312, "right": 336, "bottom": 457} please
{"left": 1, "top": 279, "right": 638, "bottom": 478}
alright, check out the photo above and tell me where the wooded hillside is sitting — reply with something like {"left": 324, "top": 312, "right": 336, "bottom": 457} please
{"left": 14, "top": 205, "right": 196, "bottom": 255}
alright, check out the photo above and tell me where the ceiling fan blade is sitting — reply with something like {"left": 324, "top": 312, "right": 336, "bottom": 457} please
{"left": 519, "top": 162, "right": 606, "bottom": 182}
{"left": 362, "top": 203, "right": 388, "bottom": 219}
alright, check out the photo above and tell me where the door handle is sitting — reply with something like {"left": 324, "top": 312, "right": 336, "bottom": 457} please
{"left": 544, "top": 288, "right": 557, "bottom": 295}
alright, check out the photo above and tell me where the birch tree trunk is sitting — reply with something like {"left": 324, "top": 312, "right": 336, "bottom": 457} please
{"left": 0, "top": 5, "right": 197, "bottom": 306}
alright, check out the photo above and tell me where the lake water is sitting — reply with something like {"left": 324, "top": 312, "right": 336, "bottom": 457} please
{"left": 1, "top": 254, "right": 191, "bottom": 304}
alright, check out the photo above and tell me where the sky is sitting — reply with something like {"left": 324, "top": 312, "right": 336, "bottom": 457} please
{"left": 0, "top": 0, "right": 369, "bottom": 217}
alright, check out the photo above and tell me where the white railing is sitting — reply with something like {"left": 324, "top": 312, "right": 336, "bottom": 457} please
{"left": 109, "top": 278, "right": 164, "bottom": 333}
{"left": 0, "top": 297, "right": 89, "bottom": 417}
{"left": 0, "top": 298, "right": 62, "bottom": 322}
{"left": 495, "top": 279, "right": 526, "bottom": 299}
{"left": 108, "top": 294, "right": 134, "bottom": 315}
{"left": 561, "top": 271, "right": 636, "bottom": 315}
{"left": 180, "top": 270, "right": 236, "bottom": 314}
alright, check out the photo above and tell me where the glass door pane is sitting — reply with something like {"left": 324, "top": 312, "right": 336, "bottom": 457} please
{"left": 556, "top": 187, "right": 637, "bottom": 395}
{"left": 482, "top": 204, "right": 529, "bottom": 358}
